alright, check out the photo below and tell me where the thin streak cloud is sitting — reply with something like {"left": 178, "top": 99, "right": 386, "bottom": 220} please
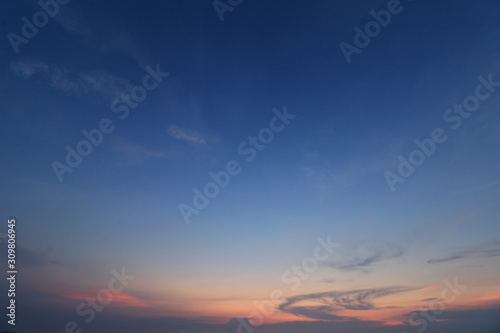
{"left": 167, "top": 125, "right": 207, "bottom": 145}
{"left": 325, "top": 239, "right": 403, "bottom": 273}
{"left": 11, "top": 60, "right": 132, "bottom": 99}
{"left": 427, "top": 240, "right": 500, "bottom": 264}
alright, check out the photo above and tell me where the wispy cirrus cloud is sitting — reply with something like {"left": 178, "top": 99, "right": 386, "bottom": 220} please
{"left": 325, "top": 239, "right": 403, "bottom": 273}
{"left": 427, "top": 240, "right": 500, "bottom": 264}
{"left": 52, "top": 4, "right": 150, "bottom": 67}
{"left": 279, "top": 286, "right": 416, "bottom": 321}
{"left": 167, "top": 125, "right": 207, "bottom": 145}
{"left": 11, "top": 60, "right": 48, "bottom": 78}
{"left": 11, "top": 60, "right": 132, "bottom": 99}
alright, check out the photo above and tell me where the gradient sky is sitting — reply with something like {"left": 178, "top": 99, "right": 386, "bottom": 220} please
{"left": 1, "top": 0, "right": 500, "bottom": 333}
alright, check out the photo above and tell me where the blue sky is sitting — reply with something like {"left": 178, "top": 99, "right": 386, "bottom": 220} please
{"left": 1, "top": 0, "right": 500, "bottom": 332}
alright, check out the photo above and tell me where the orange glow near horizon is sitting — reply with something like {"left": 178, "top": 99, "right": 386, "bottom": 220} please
{"left": 58, "top": 290, "right": 149, "bottom": 308}
{"left": 38, "top": 282, "right": 500, "bottom": 327}
{"left": 475, "top": 293, "right": 500, "bottom": 302}
{"left": 418, "top": 284, "right": 440, "bottom": 291}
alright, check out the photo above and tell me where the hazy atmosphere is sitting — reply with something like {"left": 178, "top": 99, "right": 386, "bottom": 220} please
{"left": 1, "top": 1, "right": 500, "bottom": 333}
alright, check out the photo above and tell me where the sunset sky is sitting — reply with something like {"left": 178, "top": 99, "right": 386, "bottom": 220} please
{"left": 1, "top": 0, "right": 500, "bottom": 333}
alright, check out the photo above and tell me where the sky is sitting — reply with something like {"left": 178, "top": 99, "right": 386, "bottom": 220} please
{"left": 1, "top": 0, "right": 500, "bottom": 332}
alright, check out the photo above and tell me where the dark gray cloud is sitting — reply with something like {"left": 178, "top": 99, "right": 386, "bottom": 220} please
{"left": 225, "top": 317, "right": 253, "bottom": 331}
{"left": 421, "top": 297, "right": 443, "bottom": 302}
{"left": 0, "top": 246, "right": 60, "bottom": 268}
{"left": 325, "top": 239, "right": 403, "bottom": 273}
{"left": 427, "top": 240, "right": 500, "bottom": 264}
{"left": 428, "top": 255, "right": 465, "bottom": 264}
{"left": 264, "top": 308, "right": 500, "bottom": 333}
{"left": 402, "top": 307, "right": 500, "bottom": 332}
{"left": 18, "top": 247, "right": 60, "bottom": 268}
{"left": 279, "top": 286, "right": 415, "bottom": 321}
{"left": 13, "top": 287, "right": 500, "bottom": 333}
